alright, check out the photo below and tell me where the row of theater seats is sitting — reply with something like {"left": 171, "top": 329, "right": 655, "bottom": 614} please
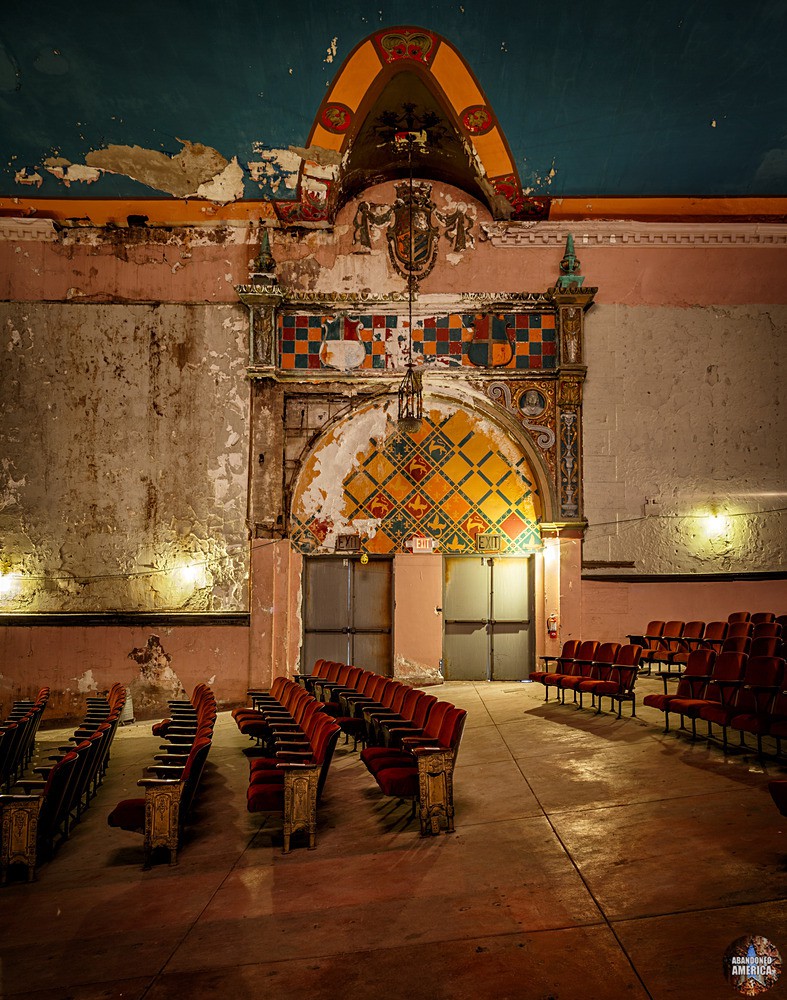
{"left": 107, "top": 684, "right": 216, "bottom": 867}
{"left": 631, "top": 612, "right": 786, "bottom": 674}
{"left": 0, "top": 684, "right": 125, "bottom": 883}
{"left": 304, "top": 660, "right": 468, "bottom": 837}
{"left": 232, "top": 678, "right": 341, "bottom": 852}
{"left": 531, "top": 642, "right": 643, "bottom": 716}
{"left": 642, "top": 649, "right": 787, "bottom": 755}
{"left": 0, "top": 687, "right": 50, "bottom": 791}
{"left": 232, "top": 662, "right": 467, "bottom": 847}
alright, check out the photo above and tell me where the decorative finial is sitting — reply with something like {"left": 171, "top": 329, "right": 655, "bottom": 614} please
{"left": 253, "top": 227, "right": 276, "bottom": 277}
{"left": 556, "top": 233, "right": 584, "bottom": 289}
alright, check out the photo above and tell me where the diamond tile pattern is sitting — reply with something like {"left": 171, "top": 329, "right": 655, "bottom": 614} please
{"left": 278, "top": 312, "right": 557, "bottom": 371}
{"left": 290, "top": 410, "right": 542, "bottom": 554}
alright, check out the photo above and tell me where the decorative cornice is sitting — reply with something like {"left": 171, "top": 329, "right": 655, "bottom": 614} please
{"left": 483, "top": 220, "right": 787, "bottom": 248}
{"left": 0, "top": 218, "right": 57, "bottom": 241}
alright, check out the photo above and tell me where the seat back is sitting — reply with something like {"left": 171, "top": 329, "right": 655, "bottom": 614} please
{"left": 387, "top": 683, "right": 409, "bottom": 714}
{"left": 703, "top": 621, "right": 728, "bottom": 646}
{"left": 753, "top": 622, "right": 781, "bottom": 639}
{"left": 574, "top": 640, "right": 600, "bottom": 663}
{"left": 721, "top": 636, "right": 751, "bottom": 655}
{"left": 423, "top": 701, "right": 454, "bottom": 740}
{"left": 702, "top": 651, "right": 747, "bottom": 707}
{"left": 590, "top": 642, "right": 621, "bottom": 681}
{"left": 434, "top": 707, "right": 468, "bottom": 759}
{"left": 558, "top": 639, "right": 582, "bottom": 659}
{"left": 674, "top": 649, "right": 716, "bottom": 697}
{"left": 615, "top": 643, "right": 643, "bottom": 667}
{"left": 751, "top": 636, "right": 780, "bottom": 658}
{"left": 681, "top": 621, "right": 705, "bottom": 644}
{"left": 728, "top": 611, "right": 751, "bottom": 623}
{"left": 411, "top": 692, "right": 438, "bottom": 729}
{"left": 751, "top": 612, "right": 776, "bottom": 625}
{"left": 643, "top": 621, "right": 666, "bottom": 651}
{"left": 732, "top": 656, "right": 785, "bottom": 716}
{"left": 727, "top": 621, "right": 753, "bottom": 639}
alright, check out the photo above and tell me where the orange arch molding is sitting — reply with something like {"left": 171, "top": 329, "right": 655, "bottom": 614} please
{"left": 275, "top": 25, "right": 545, "bottom": 225}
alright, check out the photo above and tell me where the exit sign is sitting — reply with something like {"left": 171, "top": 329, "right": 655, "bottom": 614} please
{"left": 409, "top": 536, "right": 435, "bottom": 553}
{"left": 477, "top": 533, "right": 502, "bottom": 552}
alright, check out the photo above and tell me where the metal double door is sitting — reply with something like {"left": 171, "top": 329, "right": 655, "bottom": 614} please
{"left": 302, "top": 557, "right": 392, "bottom": 675}
{"left": 443, "top": 557, "right": 533, "bottom": 681}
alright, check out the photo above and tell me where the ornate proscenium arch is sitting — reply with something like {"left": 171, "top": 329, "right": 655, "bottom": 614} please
{"left": 275, "top": 26, "right": 548, "bottom": 226}
{"left": 287, "top": 392, "right": 550, "bottom": 557}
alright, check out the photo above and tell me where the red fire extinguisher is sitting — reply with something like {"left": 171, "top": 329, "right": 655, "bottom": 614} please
{"left": 547, "top": 613, "right": 559, "bottom": 639}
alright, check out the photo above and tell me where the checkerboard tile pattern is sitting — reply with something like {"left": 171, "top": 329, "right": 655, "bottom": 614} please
{"left": 290, "top": 408, "right": 542, "bottom": 555}
{"left": 278, "top": 313, "right": 557, "bottom": 371}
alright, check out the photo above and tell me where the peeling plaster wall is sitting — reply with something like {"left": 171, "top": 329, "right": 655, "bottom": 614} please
{"left": 582, "top": 304, "right": 787, "bottom": 575}
{"left": 0, "top": 224, "right": 254, "bottom": 303}
{"left": 0, "top": 302, "right": 250, "bottom": 611}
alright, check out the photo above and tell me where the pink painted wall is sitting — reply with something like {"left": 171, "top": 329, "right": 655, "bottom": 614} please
{"left": 581, "top": 578, "right": 787, "bottom": 644}
{"left": 0, "top": 623, "right": 250, "bottom": 724}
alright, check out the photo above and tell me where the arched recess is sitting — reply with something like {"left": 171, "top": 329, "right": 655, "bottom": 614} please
{"left": 287, "top": 389, "right": 555, "bottom": 556}
{"left": 276, "top": 26, "right": 548, "bottom": 225}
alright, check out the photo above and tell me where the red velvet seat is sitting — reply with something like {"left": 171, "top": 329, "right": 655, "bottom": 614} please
{"left": 246, "top": 717, "right": 340, "bottom": 852}
{"left": 638, "top": 620, "right": 684, "bottom": 672}
{"left": 542, "top": 640, "right": 599, "bottom": 701}
{"left": 361, "top": 707, "right": 467, "bottom": 835}
{"left": 531, "top": 640, "right": 581, "bottom": 683}
{"left": 361, "top": 701, "right": 454, "bottom": 772}
{"left": 668, "top": 651, "right": 747, "bottom": 740}
{"left": 626, "top": 621, "right": 665, "bottom": 674}
{"left": 574, "top": 642, "right": 622, "bottom": 710}
{"left": 699, "top": 656, "right": 782, "bottom": 752}
{"left": 580, "top": 644, "right": 642, "bottom": 716}
{"left": 728, "top": 657, "right": 786, "bottom": 755}
{"left": 643, "top": 648, "right": 715, "bottom": 731}
{"left": 751, "top": 612, "right": 776, "bottom": 625}
{"left": 664, "top": 621, "right": 705, "bottom": 672}
{"left": 377, "top": 692, "right": 438, "bottom": 747}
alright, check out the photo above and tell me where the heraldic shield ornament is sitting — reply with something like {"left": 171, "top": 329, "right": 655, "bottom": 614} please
{"left": 387, "top": 181, "right": 439, "bottom": 282}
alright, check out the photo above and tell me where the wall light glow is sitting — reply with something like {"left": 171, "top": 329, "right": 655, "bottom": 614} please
{"left": 0, "top": 572, "right": 22, "bottom": 599}
{"left": 176, "top": 562, "right": 207, "bottom": 588}
{"left": 701, "top": 512, "right": 731, "bottom": 539}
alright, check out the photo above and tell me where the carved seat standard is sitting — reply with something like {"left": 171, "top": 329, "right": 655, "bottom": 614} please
{"left": 246, "top": 713, "right": 341, "bottom": 852}
{"left": 361, "top": 706, "right": 466, "bottom": 836}
{"left": 108, "top": 736, "right": 212, "bottom": 867}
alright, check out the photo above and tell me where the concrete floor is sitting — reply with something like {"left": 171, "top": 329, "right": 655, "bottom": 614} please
{"left": 1, "top": 677, "right": 787, "bottom": 1000}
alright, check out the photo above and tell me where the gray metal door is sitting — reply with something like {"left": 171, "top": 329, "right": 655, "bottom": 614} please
{"left": 302, "top": 557, "right": 392, "bottom": 675}
{"left": 443, "top": 556, "right": 533, "bottom": 681}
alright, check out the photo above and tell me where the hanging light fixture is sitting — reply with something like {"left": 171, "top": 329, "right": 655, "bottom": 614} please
{"left": 397, "top": 129, "right": 423, "bottom": 433}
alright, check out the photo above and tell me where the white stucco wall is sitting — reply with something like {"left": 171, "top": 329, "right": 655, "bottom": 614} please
{"left": 582, "top": 303, "right": 787, "bottom": 574}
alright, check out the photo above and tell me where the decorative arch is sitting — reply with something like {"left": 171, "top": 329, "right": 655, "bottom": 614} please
{"left": 288, "top": 391, "right": 553, "bottom": 556}
{"left": 275, "top": 26, "right": 548, "bottom": 225}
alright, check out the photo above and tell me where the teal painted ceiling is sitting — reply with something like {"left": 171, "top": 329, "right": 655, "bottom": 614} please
{"left": 1, "top": 0, "right": 786, "bottom": 200}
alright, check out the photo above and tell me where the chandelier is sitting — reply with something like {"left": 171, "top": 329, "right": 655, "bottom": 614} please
{"left": 396, "top": 128, "right": 424, "bottom": 433}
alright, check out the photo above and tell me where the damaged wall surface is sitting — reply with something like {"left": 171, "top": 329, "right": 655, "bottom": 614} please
{"left": 0, "top": 301, "right": 250, "bottom": 611}
{"left": 582, "top": 303, "right": 787, "bottom": 575}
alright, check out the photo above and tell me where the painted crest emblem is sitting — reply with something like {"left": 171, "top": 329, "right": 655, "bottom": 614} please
{"left": 387, "top": 181, "right": 439, "bottom": 282}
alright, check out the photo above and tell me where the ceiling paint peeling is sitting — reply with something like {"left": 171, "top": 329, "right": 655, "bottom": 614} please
{"left": 84, "top": 139, "right": 236, "bottom": 201}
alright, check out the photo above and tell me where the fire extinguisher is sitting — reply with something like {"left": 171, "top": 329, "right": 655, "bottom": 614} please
{"left": 547, "top": 613, "right": 559, "bottom": 639}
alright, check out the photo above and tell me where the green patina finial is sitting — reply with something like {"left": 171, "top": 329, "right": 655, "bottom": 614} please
{"left": 254, "top": 226, "right": 276, "bottom": 275}
{"left": 556, "top": 233, "right": 584, "bottom": 289}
